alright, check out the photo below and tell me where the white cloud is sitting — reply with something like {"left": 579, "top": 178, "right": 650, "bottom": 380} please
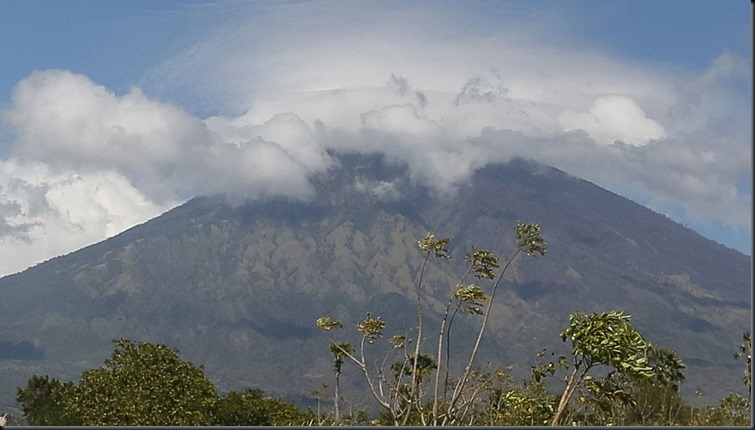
{"left": 0, "top": 2, "right": 750, "bottom": 274}
{"left": 558, "top": 96, "right": 666, "bottom": 146}
{"left": 361, "top": 104, "right": 445, "bottom": 140}
{"left": 0, "top": 159, "right": 172, "bottom": 275}
{"left": 5, "top": 70, "right": 202, "bottom": 171}
{"left": 204, "top": 112, "right": 331, "bottom": 174}
{"left": 353, "top": 178, "right": 402, "bottom": 201}
{"left": 2, "top": 69, "right": 333, "bottom": 203}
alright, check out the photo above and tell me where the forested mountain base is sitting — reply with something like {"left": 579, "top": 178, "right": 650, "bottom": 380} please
{"left": 11, "top": 226, "right": 752, "bottom": 426}
{"left": 12, "top": 324, "right": 752, "bottom": 426}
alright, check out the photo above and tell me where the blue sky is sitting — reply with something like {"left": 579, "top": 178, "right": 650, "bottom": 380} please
{"left": 0, "top": 0, "right": 751, "bottom": 275}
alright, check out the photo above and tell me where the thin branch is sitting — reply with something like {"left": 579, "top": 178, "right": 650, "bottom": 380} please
{"left": 403, "top": 251, "right": 431, "bottom": 425}
{"left": 446, "top": 248, "right": 521, "bottom": 423}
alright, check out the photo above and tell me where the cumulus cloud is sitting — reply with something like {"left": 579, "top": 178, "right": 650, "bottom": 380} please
{"left": 353, "top": 178, "right": 402, "bottom": 202}
{"left": 361, "top": 104, "right": 445, "bottom": 140}
{"left": 2, "top": 70, "right": 332, "bottom": 202}
{"left": 0, "top": 159, "right": 172, "bottom": 275}
{"left": 6, "top": 73, "right": 195, "bottom": 170}
{"left": 558, "top": 96, "right": 666, "bottom": 146}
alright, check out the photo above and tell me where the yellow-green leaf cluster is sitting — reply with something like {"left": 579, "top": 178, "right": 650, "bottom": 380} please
{"left": 316, "top": 316, "right": 344, "bottom": 331}
{"left": 418, "top": 232, "right": 451, "bottom": 259}
{"left": 515, "top": 221, "right": 547, "bottom": 256}
{"left": 453, "top": 283, "right": 487, "bottom": 315}
{"left": 357, "top": 312, "right": 386, "bottom": 342}
{"left": 465, "top": 249, "right": 499, "bottom": 280}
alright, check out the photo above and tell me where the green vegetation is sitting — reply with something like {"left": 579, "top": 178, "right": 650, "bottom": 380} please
{"left": 316, "top": 222, "right": 548, "bottom": 425}
{"left": 551, "top": 310, "right": 656, "bottom": 425}
{"left": 313, "top": 225, "right": 751, "bottom": 426}
{"left": 70, "top": 339, "right": 217, "bottom": 425}
{"left": 14, "top": 325, "right": 751, "bottom": 427}
{"left": 213, "top": 388, "right": 313, "bottom": 426}
{"left": 735, "top": 331, "right": 751, "bottom": 393}
{"left": 15, "top": 375, "right": 78, "bottom": 425}
{"left": 16, "top": 339, "right": 313, "bottom": 426}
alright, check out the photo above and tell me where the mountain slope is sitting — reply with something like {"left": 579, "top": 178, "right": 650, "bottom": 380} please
{"left": 0, "top": 155, "right": 750, "bottom": 410}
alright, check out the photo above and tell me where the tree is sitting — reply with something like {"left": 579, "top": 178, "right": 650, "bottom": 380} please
{"left": 692, "top": 331, "right": 753, "bottom": 426}
{"left": 16, "top": 375, "right": 80, "bottom": 426}
{"left": 437, "top": 222, "right": 546, "bottom": 426}
{"left": 66, "top": 339, "right": 217, "bottom": 425}
{"left": 330, "top": 341, "right": 354, "bottom": 421}
{"left": 578, "top": 344, "right": 689, "bottom": 425}
{"left": 212, "top": 388, "right": 312, "bottom": 426}
{"left": 577, "top": 355, "right": 687, "bottom": 426}
{"left": 645, "top": 345, "right": 686, "bottom": 391}
{"left": 317, "top": 221, "right": 547, "bottom": 426}
{"left": 734, "top": 331, "right": 751, "bottom": 393}
{"left": 551, "top": 310, "right": 654, "bottom": 426}
{"left": 481, "top": 361, "right": 558, "bottom": 426}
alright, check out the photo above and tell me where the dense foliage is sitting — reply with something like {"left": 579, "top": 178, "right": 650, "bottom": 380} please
{"left": 213, "top": 388, "right": 313, "bottom": 426}
{"left": 14, "top": 331, "right": 751, "bottom": 426}
{"left": 68, "top": 339, "right": 217, "bottom": 425}
{"left": 16, "top": 375, "right": 79, "bottom": 425}
{"left": 16, "top": 339, "right": 312, "bottom": 426}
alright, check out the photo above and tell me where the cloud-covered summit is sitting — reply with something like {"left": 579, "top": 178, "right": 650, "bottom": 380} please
{"left": 0, "top": 1, "right": 750, "bottom": 275}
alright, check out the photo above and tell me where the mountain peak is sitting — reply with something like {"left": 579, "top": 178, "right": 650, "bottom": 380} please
{"left": 0, "top": 157, "right": 749, "bottom": 410}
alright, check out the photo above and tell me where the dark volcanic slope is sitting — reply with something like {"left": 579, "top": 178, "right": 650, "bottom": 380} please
{"left": 0, "top": 156, "right": 750, "bottom": 411}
